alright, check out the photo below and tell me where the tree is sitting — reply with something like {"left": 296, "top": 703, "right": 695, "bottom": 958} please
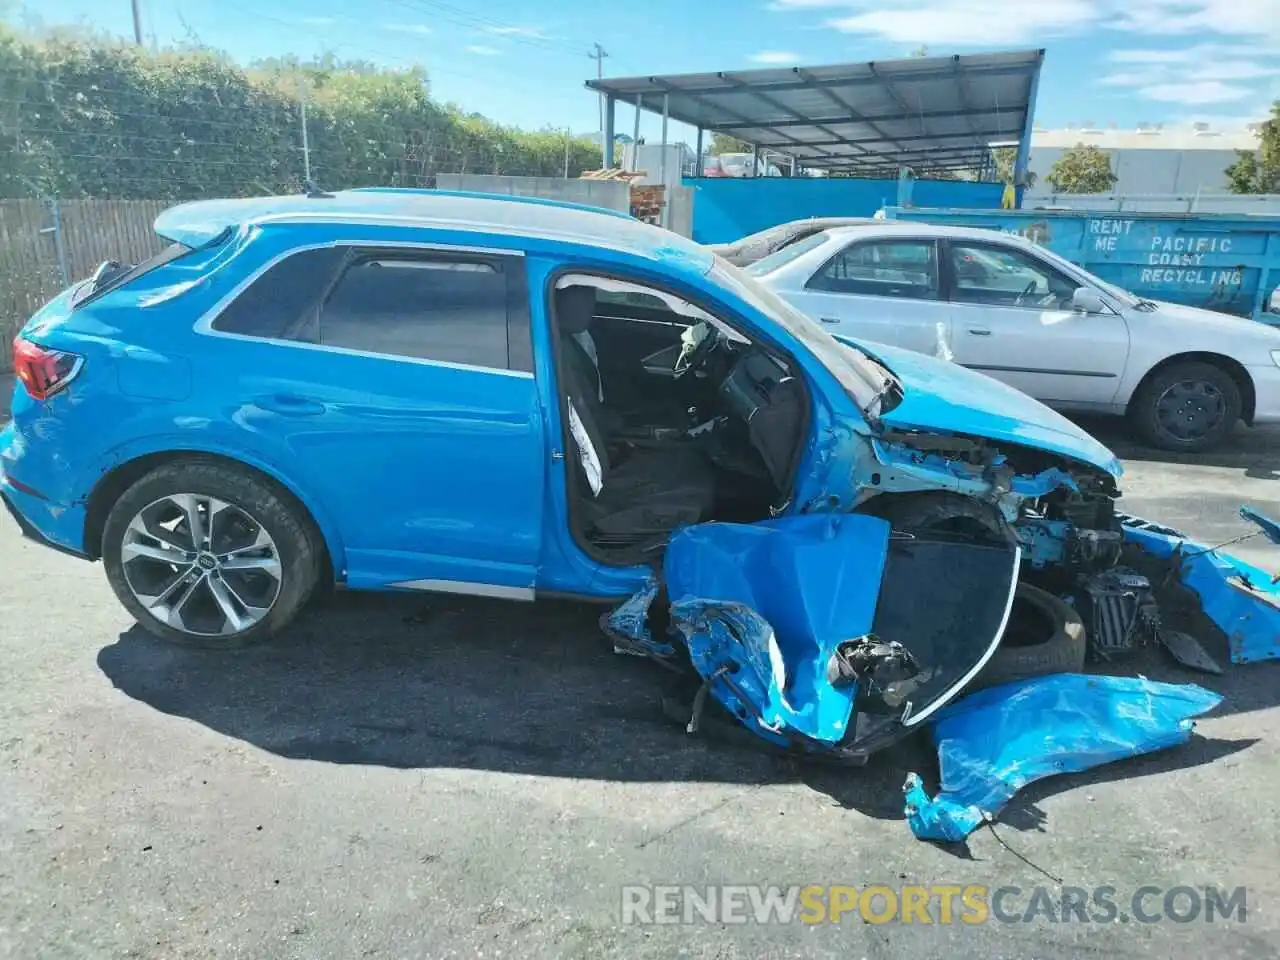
{"left": 910, "top": 45, "right": 929, "bottom": 57}
{"left": 709, "top": 132, "right": 750, "bottom": 155}
{"left": 992, "top": 146, "right": 1035, "bottom": 187}
{"left": 1045, "top": 144, "right": 1116, "bottom": 193}
{"left": 1225, "top": 101, "right": 1279, "bottom": 194}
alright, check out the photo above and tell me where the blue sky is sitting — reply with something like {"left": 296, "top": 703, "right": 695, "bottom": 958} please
{"left": 18, "top": 0, "right": 1280, "bottom": 145}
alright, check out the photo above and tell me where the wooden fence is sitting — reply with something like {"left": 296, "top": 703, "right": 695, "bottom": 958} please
{"left": 0, "top": 199, "right": 168, "bottom": 370}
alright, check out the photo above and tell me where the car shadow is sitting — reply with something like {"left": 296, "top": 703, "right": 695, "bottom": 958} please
{"left": 98, "top": 590, "right": 800, "bottom": 787}
{"left": 97, "top": 589, "right": 1277, "bottom": 827}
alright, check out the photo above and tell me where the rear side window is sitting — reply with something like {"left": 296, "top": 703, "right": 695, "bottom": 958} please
{"left": 807, "top": 239, "right": 939, "bottom": 300}
{"left": 212, "top": 245, "right": 530, "bottom": 371}
{"left": 319, "top": 257, "right": 509, "bottom": 369}
{"left": 213, "top": 247, "right": 346, "bottom": 338}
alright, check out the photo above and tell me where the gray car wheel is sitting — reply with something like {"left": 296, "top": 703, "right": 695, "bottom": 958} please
{"left": 102, "top": 460, "right": 323, "bottom": 647}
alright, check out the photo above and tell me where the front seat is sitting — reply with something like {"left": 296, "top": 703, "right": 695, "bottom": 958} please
{"left": 556, "top": 286, "right": 716, "bottom": 545}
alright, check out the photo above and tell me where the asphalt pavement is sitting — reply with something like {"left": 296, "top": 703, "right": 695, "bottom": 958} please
{"left": 1, "top": 411, "right": 1278, "bottom": 959}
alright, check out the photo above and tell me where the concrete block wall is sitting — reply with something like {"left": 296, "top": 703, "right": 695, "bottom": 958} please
{"left": 434, "top": 174, "right": 631, "bottom": 214}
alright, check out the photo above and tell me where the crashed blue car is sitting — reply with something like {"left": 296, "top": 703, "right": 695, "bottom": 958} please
{"left": 4, "top": 189, "right": 1132, "bottom": 753}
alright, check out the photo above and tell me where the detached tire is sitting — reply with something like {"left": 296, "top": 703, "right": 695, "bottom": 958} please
{"left": 1130, "top": 361, "right": 1241, "bottom": 453}
{"left": 975, "top": 582, "right": 1086, "bottom": 688}
{"left": 102, "top": 459, "right": 324, "bottom": 648}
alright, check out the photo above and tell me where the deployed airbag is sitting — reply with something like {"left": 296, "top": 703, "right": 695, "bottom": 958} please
{"left": 904, "top": 674, "right": 1223, "bottom": 842}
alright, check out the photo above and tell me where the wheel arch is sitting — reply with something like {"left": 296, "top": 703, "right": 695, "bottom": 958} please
{"left": 82, "top": 447, "right": 342, "bottom": 579}
{"left": 1128, "top": 352, "right": 1256, "bottom": 425}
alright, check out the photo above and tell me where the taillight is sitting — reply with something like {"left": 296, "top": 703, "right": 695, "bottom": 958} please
{"left": 12, "top": 338, "right": 83, "bottom": 401}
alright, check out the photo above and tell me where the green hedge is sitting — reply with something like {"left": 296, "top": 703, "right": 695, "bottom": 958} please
{"left": 0, "top": 29, "right": 602, "bottom": 200}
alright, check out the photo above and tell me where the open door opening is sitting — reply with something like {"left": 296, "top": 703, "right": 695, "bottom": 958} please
{"left": 549, "top": 272, "right": 809, "bottom": 565}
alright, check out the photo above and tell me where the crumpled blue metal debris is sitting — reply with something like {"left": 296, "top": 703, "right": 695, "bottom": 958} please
{"left": 1122, "top": 513, "right": 1280, "bottom": 664}
{"left": 602, "top": 578, "right": 675, "bottom": 659}
{"left": 664, "top": 513, "right": 889, "bottom": 746}
{"left": 903, "top": 674, "right": 1223, "bottom": 842}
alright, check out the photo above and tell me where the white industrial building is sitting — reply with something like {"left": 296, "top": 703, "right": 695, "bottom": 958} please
{"left": 1026, "top": 123, "right": 1263, "bottom": 195}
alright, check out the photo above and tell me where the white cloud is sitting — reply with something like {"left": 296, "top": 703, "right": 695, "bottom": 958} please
{"left": 825, "top": 0, "right": 1099, "bottom": 44}
{"left": 750, "top": 50, "right": 802, "bottom": 64}
{"left": 484, "top": 25, "right": 549, "bottom": 39}
{"left": 768, "top": 0, "right": 1280, "bottom": 45}
{"left": 1137, "top": 81, "right": 1255, "bottom": 104}
{"left": 300, "top": 16, "right": 336, "bottom": 26}
{"left": 386, "top": 24, "right": 433, "bottom": 35}
{"left": 1100, "top": 44, "right": 1278, "bottom": 102}
{"left": 1107, "top": 0, "right": 1280, "bottom": 40}
{"left": 465, "top": 45, "right": 500, "bottom": 56}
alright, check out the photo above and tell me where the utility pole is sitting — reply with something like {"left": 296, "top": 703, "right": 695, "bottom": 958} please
{"left": 589, "top": 43, "right": 609, "bottom": 166}
{"left": 299, "top": 78, "right": 312, "bottom": 184}
{"left": 131, "top": 0, "right": 144, "bottom": 45}
{"left": 563, "top": 127, "right": 571, "bottom": 178}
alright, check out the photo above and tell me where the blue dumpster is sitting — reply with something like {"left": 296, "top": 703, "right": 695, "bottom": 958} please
{"left": 879, "top": 206, "right": 1280, "bottom": 324}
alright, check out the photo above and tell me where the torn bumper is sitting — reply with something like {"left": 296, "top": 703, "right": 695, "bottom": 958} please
{"left": 904, "top": 674, "right": 1223, "bottom": 842}
{"left": 631, "top": 513, "right": 1021, "bottom": 758}
{"left": 1122, "top": 514, "right": 1280, "bottom": 664}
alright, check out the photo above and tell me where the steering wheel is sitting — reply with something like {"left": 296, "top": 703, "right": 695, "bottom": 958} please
{"left": 673, "top": 323, "right": 720, "bottom": 378}
{"left": 1014, "top": 279, "right": 1039, "bottom": 306}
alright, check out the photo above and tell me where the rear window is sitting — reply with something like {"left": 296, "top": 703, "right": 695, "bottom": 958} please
{"left": 71, "top": 242, "right": 194, "bottom": 309}
{"left": 743, "top": 231, "right": 830, "bottom": 277}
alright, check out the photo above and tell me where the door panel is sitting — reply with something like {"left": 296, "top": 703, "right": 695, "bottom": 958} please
{"left": 202, "top": 244, "right": 544, "bottom": 592}
{"left": 784, "top": 237, "right": 952, "bottom": 356}
{"left": 235, "top": 347, "right": 544, "bottom": 591}
{"left": 944, "top": 241, "right": 1130, "bottom": 405}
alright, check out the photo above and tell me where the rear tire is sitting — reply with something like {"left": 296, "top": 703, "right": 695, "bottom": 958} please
{"left": 102, "top": 459, "right": 323, "bottom": 648}
{"left": 1130, "top": 361, "right": 1241, "bottom": 453}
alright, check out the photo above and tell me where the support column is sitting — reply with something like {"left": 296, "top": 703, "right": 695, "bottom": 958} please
{"left": 695, "top": 127, "right": 704, "bottom": 176}
{"left": 1012, "top": 50, "right": 1044, "bottom": 195}
{"left": 604, "top": 96, "right": 616, "bottom": 168}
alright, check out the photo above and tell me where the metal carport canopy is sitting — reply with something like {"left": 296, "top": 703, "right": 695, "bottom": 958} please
{"left": 586, "top": 49, "right": 1044, "bottom": 178}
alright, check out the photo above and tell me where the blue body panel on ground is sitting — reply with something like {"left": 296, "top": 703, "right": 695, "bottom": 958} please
{"left": 881, "top": 206, "right": 1280, "bottom": 323}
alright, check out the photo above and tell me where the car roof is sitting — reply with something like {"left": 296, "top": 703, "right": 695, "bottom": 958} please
{"left": 822, "top": 222, "right": 1028, "bottom": 244}
{"left": 154, "top": 188, "right": 715, "bottom": 273}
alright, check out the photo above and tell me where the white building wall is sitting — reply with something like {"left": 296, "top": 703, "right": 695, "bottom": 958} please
{"left": 1027, "top": 145, "right": 1243, "bottom": 194}
{"left": 1026, "top": 127, "right": 1261, "bottom": 196}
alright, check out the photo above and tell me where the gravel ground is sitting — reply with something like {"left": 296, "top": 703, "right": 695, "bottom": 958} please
{"left": 1, "top": 409, "right": 1278, "bottom": 959}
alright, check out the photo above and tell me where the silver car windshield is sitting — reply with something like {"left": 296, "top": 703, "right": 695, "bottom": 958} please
{"left": 707, "top": 256, "right": 889, "bottom": 408}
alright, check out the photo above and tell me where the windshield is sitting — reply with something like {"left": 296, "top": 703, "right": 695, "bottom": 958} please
{"left": 743, "top": 230, "right": 830, "bottom": 277}
{"left": 708, "top": 256, "right": 888, "bottom": 408}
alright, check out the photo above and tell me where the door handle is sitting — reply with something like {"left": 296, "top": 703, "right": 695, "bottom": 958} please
{"left": 819, "top": 317, "right": 841, "bottom": 325}
{"left": 254, "top": 394, "right": 325, "bottom": 417}
{"left": 967, "top": 327, "right": 992, "bottom": 336}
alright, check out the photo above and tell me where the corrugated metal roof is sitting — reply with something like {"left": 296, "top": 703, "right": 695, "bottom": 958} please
{"left": 587, "top": 50, "right": 1044, "bottom": 174}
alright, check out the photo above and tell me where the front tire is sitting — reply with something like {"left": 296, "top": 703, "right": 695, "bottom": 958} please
{"left": 1130, "top": 361, "right": 1241, "bottom": 452}
{"left": 102, "top": 460, "right": 322, "bottom": 647}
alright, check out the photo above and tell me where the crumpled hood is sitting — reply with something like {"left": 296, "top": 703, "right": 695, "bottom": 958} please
{"left": 836, "top": 336, "right": 1123, "bottom": 478}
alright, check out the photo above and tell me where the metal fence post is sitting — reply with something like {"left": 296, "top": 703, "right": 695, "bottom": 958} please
{"left": 40, "top": 196, "right": 69, "bottom": 288}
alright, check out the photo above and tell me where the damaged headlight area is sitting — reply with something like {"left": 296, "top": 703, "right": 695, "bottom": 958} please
{"left": 609, "top": 513, "right": 1022, "bottom": 762}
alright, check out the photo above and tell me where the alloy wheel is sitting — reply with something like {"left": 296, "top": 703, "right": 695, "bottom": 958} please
{"left": 119, "top": 493, "right": 283, "bottom": 637}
